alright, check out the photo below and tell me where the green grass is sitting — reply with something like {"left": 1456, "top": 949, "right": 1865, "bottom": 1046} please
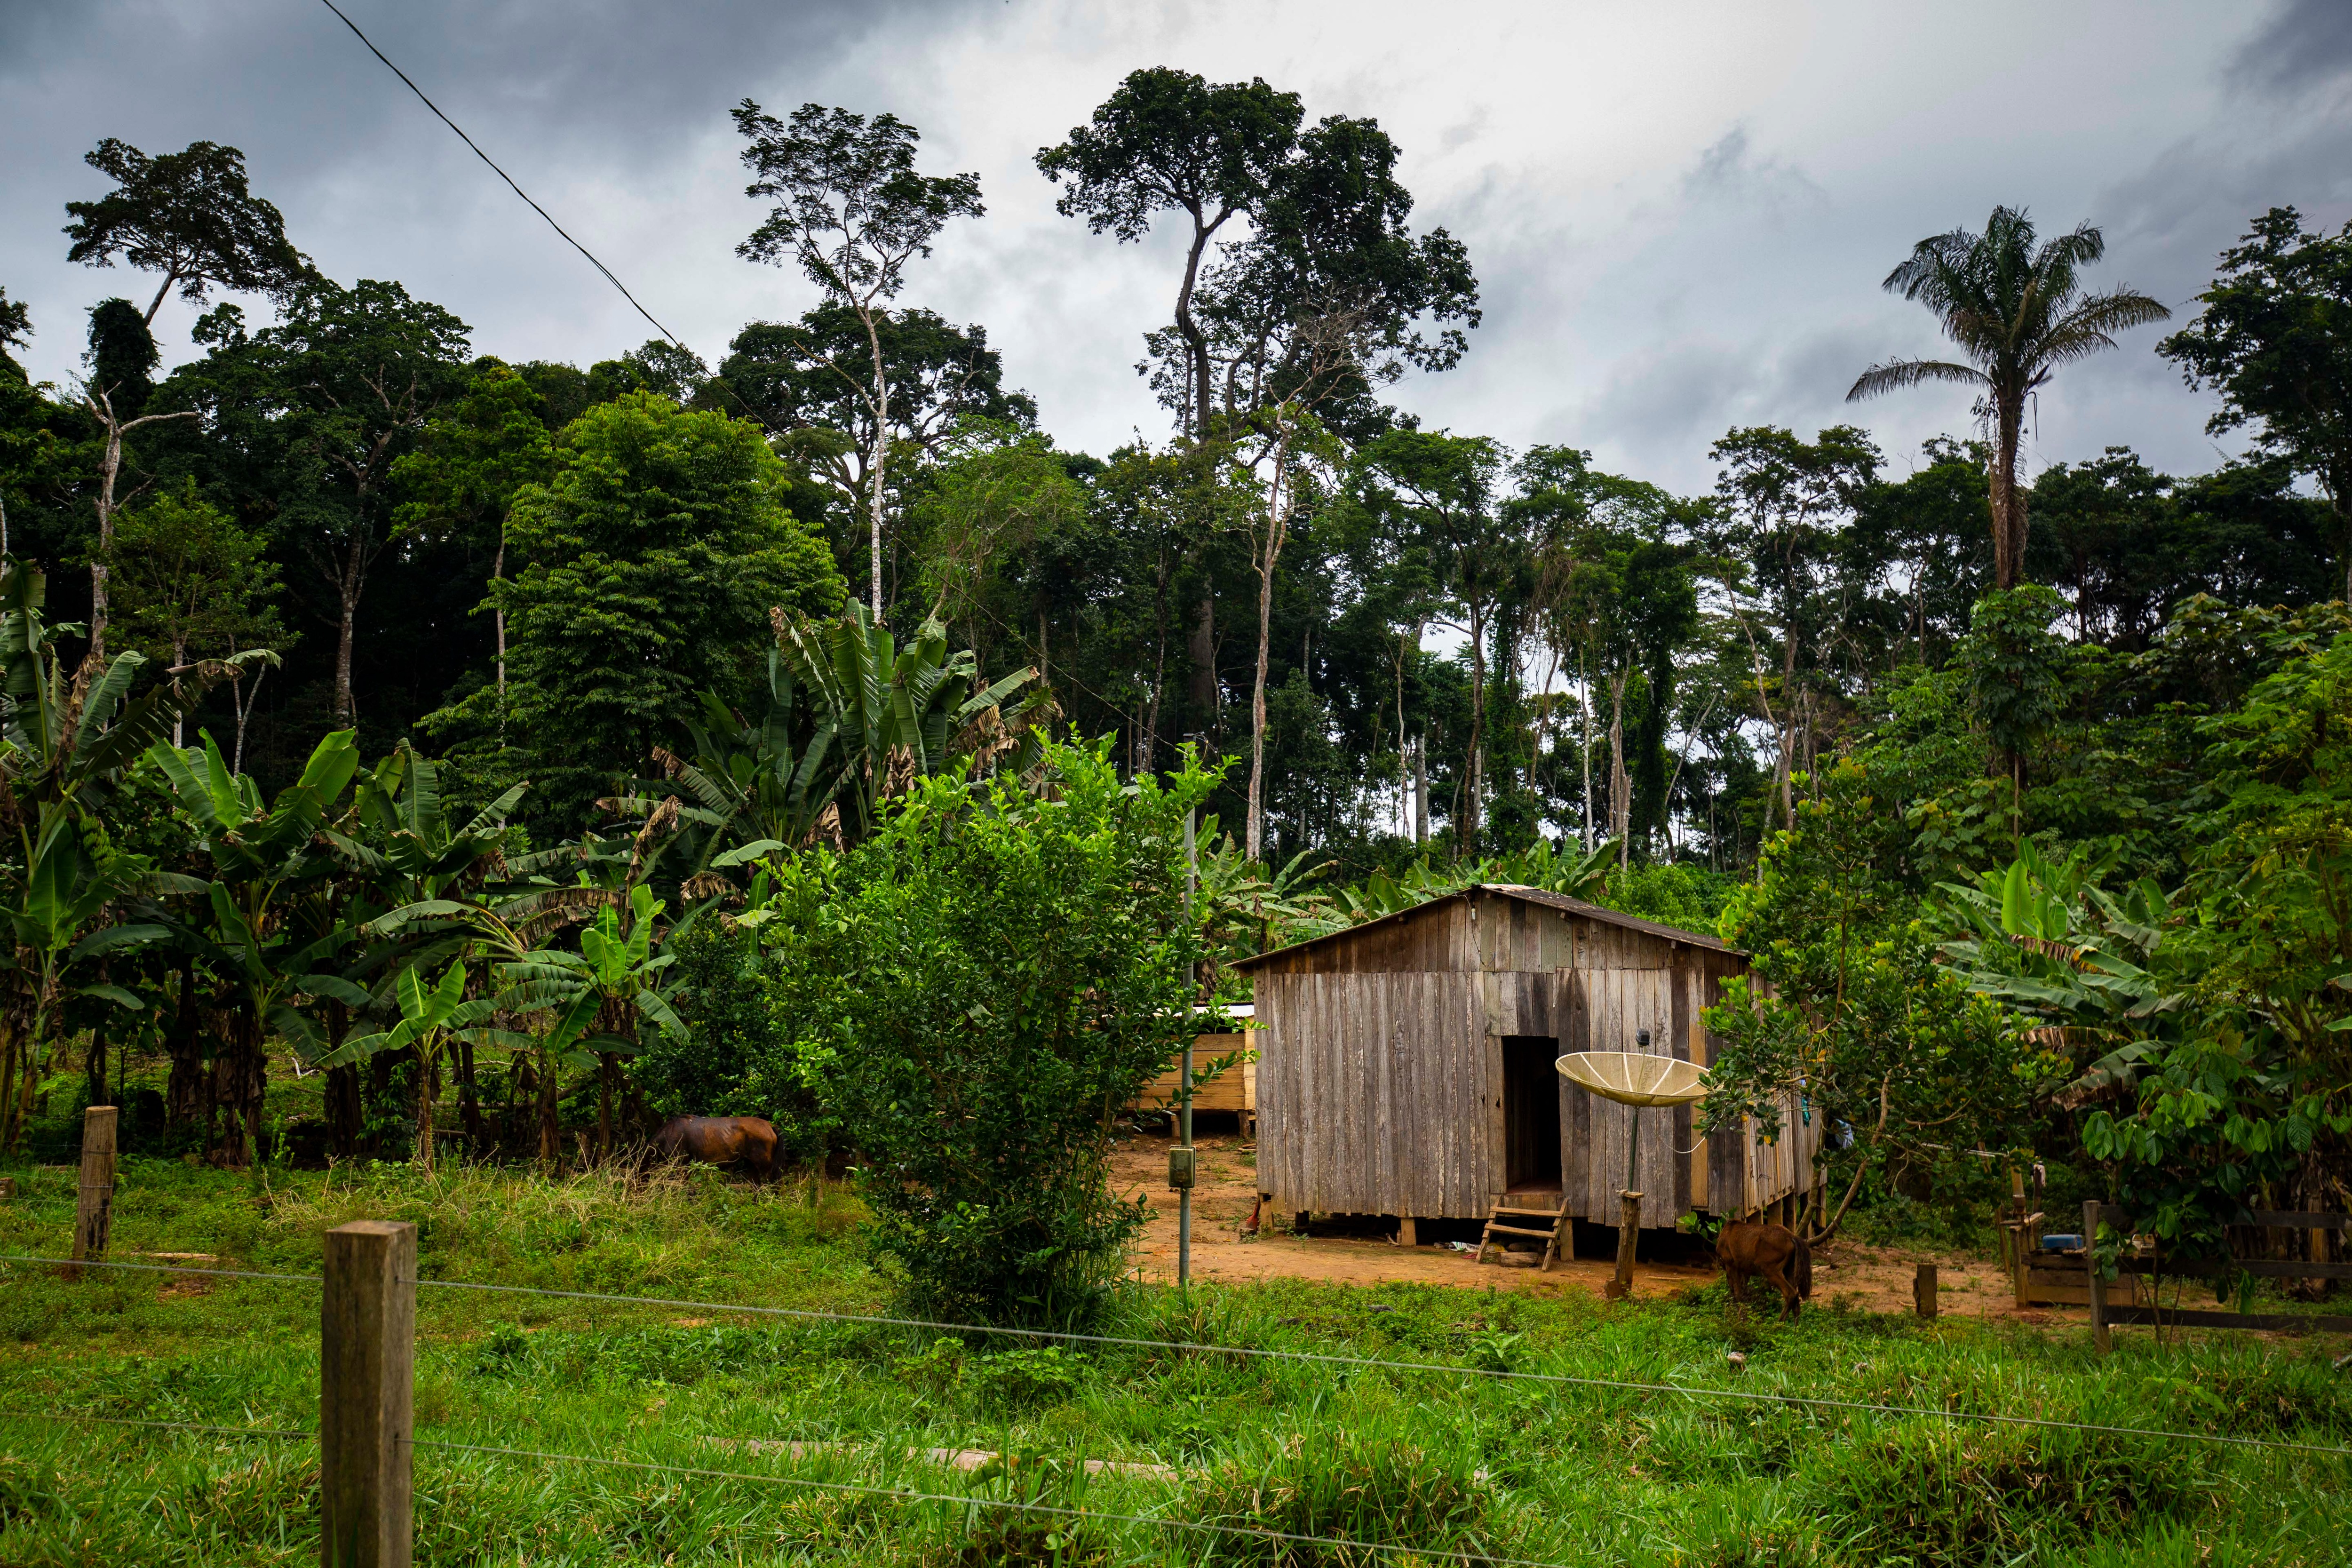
{"left": 2, "top": 1157, "right": 2348, "bottom": 1566}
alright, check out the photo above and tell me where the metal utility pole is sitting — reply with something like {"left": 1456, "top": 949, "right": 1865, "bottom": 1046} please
{"left": 1177, "top": 791, "right": 1198, "bottom": 1288}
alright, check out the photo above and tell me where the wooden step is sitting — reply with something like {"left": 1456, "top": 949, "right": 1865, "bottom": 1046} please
{"left": 1483, "top": 1223, "right": 1559, "bottom": 1239}
{"left": 1491, "top": 1206, "right": 1566, "bottom": 1218}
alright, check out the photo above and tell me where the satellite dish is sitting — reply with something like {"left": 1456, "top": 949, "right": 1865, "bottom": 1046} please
{"left": 1556, "top": 1051, "right": 1710, "bottom": 1108}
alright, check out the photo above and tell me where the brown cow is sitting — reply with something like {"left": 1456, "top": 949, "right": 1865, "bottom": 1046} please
{"left": 1716, "top": 1218, "right": 1812, "bottom": 1321}
{"left": 651, "top": 1116, "right": 782, "bottom": 1182}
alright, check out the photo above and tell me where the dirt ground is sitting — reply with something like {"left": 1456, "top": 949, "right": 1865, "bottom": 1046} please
{"left": 1112, "top": 1128, "right": 2063, "bottom": 1323}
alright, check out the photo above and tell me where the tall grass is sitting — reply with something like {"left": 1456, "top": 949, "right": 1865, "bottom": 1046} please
{"left": 2, "top": 1161, "right": 2349, "bottom": 1566}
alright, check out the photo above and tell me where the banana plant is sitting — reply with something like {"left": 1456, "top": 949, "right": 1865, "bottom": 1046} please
{"left": 778, "top": 603, "right": 1041, "bottom": 842}
{"left": 310, "top": 743, "right": 529, "bottom": 1153}
{"left": 633, "top": 649, "right": 834, "bottom": 876}
{"left": 0, "top": 558, "right": 238, "bottom": 1150}
{"left": 321, "top": 959, "right": 521, "bottom": 1172}
{"left": 1937, "top": 841, "right": 2185, "bottom": 1096}
{"left": 146, "top": 729, "right": 368, "bottom": 1164}
{"left": 492, "top": 883, "right": 683, "bottom": 1162}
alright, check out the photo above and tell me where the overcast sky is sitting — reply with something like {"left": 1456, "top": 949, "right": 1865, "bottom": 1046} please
{"left": 6, "top": 0, "right": 2350, "bottom": 495}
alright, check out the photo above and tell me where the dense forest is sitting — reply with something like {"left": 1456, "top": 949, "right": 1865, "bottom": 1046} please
{"left": 2, "top": 68, "right": 2349, "bottom": 1285}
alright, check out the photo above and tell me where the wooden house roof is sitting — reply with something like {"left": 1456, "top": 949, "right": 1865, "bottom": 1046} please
{"left": 1230, "top": 882, "right": 1736, "bottom": 973}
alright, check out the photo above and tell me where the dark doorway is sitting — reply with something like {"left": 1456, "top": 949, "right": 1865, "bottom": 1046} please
{"left": 1502, "top": 1035, "right": 1563, "bottom": 1191}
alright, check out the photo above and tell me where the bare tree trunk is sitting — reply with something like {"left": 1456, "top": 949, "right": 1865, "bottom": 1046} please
{"left": 415, "top": 1055, "right": 437, "bottom": 1174}
{"left": 1608, "top": 669, "right": 1631, "bottom": 870}
{"left": 79, "top": 390, "right": 195, "bottom": 669}
{"left": 1778, "top": 626, "right": 1800, "bottom": 829}
{"left": 1246, "top": 429, "right": 1296, "bottom": 862}
{"left": 169, "top": 635, "right": 189, "bottom": 747}
{"left": 1188, "top": 593, "right": 1216, "bottom": 737}
{"left": 860, "top": 307, "right": 891, "bottom": 619}
{"left": 1463, "top": 605, "right": 1488, "bottom": 853}
{"left": 1413, "top": 735, "right": 1429, "bottom": 843}
{"left": 1395, "top": 634, "right": 1412, "bottom": 838}
{"left": 1579, "top": 650, "right": 1594, "bottom": 853}
{"left": 493, "top": 537, "right": 507, "bottom": 698}
{"left": 536, "top": 1045, "right": 561, "bottom": 1176}
{"left": 1144, "top": 548, "right": 1169, "bottom": 772}
{"left": 334, "top": 537, "right": 363, "bottom": 725}
{"left": 1990, "top": 397, "right": 2026, "bottom": 591}
{"left": 596, "top": 1052, "right": 615, "bottom": 1164}
{"left": 230, "top": 661, "right": 266, "bottom": 775}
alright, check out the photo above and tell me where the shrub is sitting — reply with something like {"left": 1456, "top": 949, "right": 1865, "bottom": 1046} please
{"left": 755, "top": 738, "right": 1210, "bottom": 1327}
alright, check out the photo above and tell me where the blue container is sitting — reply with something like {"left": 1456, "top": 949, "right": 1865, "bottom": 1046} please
{"left": 2039, "top": 1234, "right": 2084, "bottom": 1252}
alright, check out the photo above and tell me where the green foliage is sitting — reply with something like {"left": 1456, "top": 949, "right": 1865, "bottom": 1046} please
{"left": 474, "top": 391, "right": 843, "bottom": 823}
{"left": 750, "top": 739, "right": 1208, "bottom": 1325}
{"left": 83, "top": 297, "right": 156, "bottom": 416}
{"left": 1706, "top": 760, "right": 2068, "bottom": 1234}
{"left": 101, "top": 477, "right": 287, "bottom": 673}
{"left": 2161, "top": 205, "right": 2352, "bottom": 595}
{"left": 63, "top": 137, "right": 307, "bottom": 322}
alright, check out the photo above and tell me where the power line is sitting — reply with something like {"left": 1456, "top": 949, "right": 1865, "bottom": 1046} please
{"left": 313, "top": 0, "right": 780, "bottom": 435}
{"left": 314, "top": 0, "right": 687, "bottom": 356}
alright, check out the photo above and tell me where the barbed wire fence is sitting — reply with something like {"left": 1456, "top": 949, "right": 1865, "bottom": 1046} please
{"left": 5, "top": 1236, "right": 2351, "bottom": 1568}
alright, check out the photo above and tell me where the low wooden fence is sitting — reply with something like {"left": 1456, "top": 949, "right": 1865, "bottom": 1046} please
{"left": 2076, "top": 1201, "right": 2352, "bottom": 1352}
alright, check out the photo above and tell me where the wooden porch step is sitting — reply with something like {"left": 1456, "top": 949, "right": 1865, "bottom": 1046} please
{"left": 1475, "top": 1194, "right": 1572, "bottom": 1272}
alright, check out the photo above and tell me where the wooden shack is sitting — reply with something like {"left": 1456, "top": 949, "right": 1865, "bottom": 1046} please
{"left": 1130, "top": 1007, "right": 1258, "bottom": 1133}
{"left": 1232, "top": 884, "right": 1819, "bottom": 1231}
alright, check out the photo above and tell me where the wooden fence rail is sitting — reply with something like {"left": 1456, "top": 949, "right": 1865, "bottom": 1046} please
{"left": 2085, "top": 1200, "right": 2352, "bottom": 1353}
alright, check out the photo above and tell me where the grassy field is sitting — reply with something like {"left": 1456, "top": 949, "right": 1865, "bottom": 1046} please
{"left": 1, "top": 1156, "right": 2347, "bottom": 1567}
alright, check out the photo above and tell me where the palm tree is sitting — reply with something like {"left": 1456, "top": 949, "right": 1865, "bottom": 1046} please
{"left": 1847, "top": 207, "right": 2170, "bottom": 590}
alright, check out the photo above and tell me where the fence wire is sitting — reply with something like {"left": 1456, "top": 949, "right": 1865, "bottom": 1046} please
{"left": 408, "top": 1436, "right": 1565, "bottom": 1568}
{"left": 404, "top": 1273, "right": 2352, "bottom": 1458}
{"left": 0, "top": 1253, "right": 322, "bottom": 1287}
{"left": 1, "top": 1409, "right": 314, "bottom": 1442}
{"left": 4, "top": 1252, "right": 2347, "bottom": 1458}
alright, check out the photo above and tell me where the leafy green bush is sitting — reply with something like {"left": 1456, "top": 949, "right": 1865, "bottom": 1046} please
{"left": 752, "top": 738, "right": 1209, "bottom": 1327}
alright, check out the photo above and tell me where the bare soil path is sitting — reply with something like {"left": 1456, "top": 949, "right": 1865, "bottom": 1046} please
{"left": 1112, "top": 1130, "right": 2055, "bottom": 1322}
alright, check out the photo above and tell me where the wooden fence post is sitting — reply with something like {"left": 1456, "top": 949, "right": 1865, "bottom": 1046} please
{"left": 67, "top": 1106, "right": 117, "bottom": 1280}
{"left": 2084, "top": 1200, "right": 2110, "bottom": 1354}
{"left": 1913, "top": 1262, "right": 1938, "bottom": 1320}
{"left": 322, "top": 1220, "right": 415, "bottom": 1568}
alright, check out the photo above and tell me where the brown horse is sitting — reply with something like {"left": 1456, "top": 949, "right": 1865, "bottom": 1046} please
{"left": 651, "top": 1116, "right": 782, "bottom": 1182}
{"left": 1716, "top": 1218, "right": 1812, "bottom": 1321}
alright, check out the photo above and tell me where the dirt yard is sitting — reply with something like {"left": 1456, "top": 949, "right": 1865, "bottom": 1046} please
{"left": 1112, "top": 1128, "right": 2063, "bottom": 1322}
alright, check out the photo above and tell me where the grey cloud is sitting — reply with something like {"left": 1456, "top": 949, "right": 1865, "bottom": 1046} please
{"left": 2226, "top": 0, "right": 2352, "bottom": 98}
{"left": 1680, "top": 127, "right": 1827, "bottom": 219}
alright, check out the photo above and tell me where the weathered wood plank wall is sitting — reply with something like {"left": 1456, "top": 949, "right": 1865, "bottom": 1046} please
{"left": 1251, "top": 891, "right": 1819, "bottom": 1223}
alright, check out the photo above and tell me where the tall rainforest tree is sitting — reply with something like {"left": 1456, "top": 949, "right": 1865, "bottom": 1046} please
{"left": 62, "top": 138, "right": 308, "bottom": 327}
{"left": 478, "top": 392, "right": 842, "bottom": 826}
{"left": 1710, "top": 425, "right": 1881, "bottom": 829}
{"left": 78, "top": 300, "right": 195, "bottom": 661}
{"left": 102, "top": 478, "right": 288, "bottom": 758}
{"left": 1036, "top": 68, "right": 1304, "bottom": 442}
{"left": 174, "top": 277, "right": 471, "bottom": 724}
{"left": 1353, "top": 431, "right": 1514, "bottom": 853}
{"left": 2161, "top": 207, "right": 2352, "bottom": 600}
{"left": 733, "top": 100, "right": 984, "bottom": 618}
{"left": 1847, "top": 207, "right": 2169, "bottom": 589}
{"left": 716, "top": 304, "right": 1034, "bottom": 597}
{"left": 393, "top": 361, "right": 557, "bottom": 703}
